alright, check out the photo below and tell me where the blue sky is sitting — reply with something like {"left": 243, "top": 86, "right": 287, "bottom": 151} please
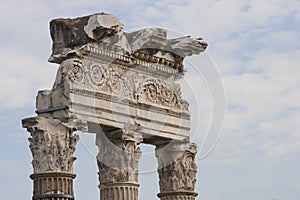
{"left": 0, "top": 0, "right": 300, "bottom": 200}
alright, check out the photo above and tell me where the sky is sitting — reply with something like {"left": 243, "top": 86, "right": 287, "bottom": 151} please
{"left": 0, "top": 0, "right": 300, "bottom": 200}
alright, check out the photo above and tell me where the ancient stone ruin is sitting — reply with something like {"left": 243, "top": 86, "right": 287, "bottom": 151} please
{"left": 22, "top": 12, "right": 207, "bottom": 200}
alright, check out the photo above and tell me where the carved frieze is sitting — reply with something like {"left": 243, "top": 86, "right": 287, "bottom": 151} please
{"left": 52, "top": 57, "right": 189, "bottom": 111}
{"left": 134, "top": 78, "right": 187, "bottom": 110}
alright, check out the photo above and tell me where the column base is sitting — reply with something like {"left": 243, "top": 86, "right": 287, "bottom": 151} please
{"left": 30, "top": 172, "right": 76, "bottom": 200}
{"left": 157, "top": 191, "right": 198, "bottom": 200}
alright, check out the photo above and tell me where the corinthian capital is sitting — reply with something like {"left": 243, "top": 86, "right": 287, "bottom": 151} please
{"left": 156, "top": 142, "right": 198, "bottom": 192}
{"left": 96, "top": 129, "right": 142, "bottom": 185}
{"left": 22, "top": 117, "right": 79, "bottom": 173}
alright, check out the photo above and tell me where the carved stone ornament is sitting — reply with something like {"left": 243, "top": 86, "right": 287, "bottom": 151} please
{"left": 50, "top": 57, "right": 188, "bottom": 111}
{"left": 89, "top": 64, "right": 106, "bottom": 86}
{"left": 51, "top": 58, "right": 132, "bottom": 97}
{"left": 22, "top": 117, "right": 79, "bottom": 174}
{"left": 22, "top": 11, "right": 207, "bottom": 200}
{"left": 134, "top": 78, "right": 188, "bottom": 110}
{"left": 96, "top": 131, "right": 142, "bottom": 185}
{"left": 156, "top": 143, "right": 198, "bottom": 192}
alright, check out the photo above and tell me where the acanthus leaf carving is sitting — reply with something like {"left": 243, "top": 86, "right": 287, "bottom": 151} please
{"left": 96, "top": 131, "right": 141, "bottom": 184}
{"left": 22, "top": 117, "right": 79, "bottom": 174}
{"left": 156, "top": 143, "right": 197, "bottom": 192}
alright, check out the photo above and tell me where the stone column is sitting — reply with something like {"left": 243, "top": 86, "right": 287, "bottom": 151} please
{"left": 96, "top": 129, "right": 142, "bottom": 200}
{"left": 22, "top": 117, "right": 79, "bottom": 200}
{"left": 155, "top": 142, "right": 198, "bottom": 200}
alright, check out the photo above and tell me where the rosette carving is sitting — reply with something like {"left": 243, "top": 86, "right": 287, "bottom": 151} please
{"left": 90, "top": 64, "right": 106, "bottom": 86}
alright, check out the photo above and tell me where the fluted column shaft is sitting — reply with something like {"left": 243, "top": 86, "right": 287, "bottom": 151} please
{"left": 96, "top": 129, "right": 142, "bottom": 200}
{"left": 156, "top": 142, "right": 198, "bottom": 200}
{"left": 22, "top": 117, "right": 79, "bottom": 200}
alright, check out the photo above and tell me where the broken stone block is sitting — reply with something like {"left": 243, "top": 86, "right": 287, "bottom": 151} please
{"left": 168, "top": 36, "right": 208, "bottom": 57}
{"left": 125, "top": 28, "right": 168, "bottom": 52}
{"left": 84, "top": 13, "right": 124, "bottom": 41}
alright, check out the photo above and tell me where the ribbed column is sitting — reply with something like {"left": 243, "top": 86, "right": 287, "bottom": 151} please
{"left": 22, "top": 117, "right": 79, "bottom": 200}
{"left": 96, "top": 129, "right": 142, "bottom": 200}
{"left": 99, "top": 183, "right": 139, "bottom": 200}
{"left": 30, "top": 172, "right": 76, "bottom": 200}
{"left": 156, "top": 142, "right": 198, "bottom": 200}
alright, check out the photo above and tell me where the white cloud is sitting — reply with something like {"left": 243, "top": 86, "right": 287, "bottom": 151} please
{"left": 1, "top": 1, "right": 300, "bottom": 199}
{"left": 0, "top": 0, "right": 298, "bottom": 162}
{"left": 221, "top": 45, "right": 300, "bottom": 161}
{"left": 0, "top": 46, "right": 57, "bottom": 109}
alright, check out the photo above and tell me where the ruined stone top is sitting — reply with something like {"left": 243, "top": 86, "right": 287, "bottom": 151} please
{"left": 36, "top": 12, "right": 208, "bottom": 142}
{"left": 49, "top": 12, "right": 207, "bottom": 73}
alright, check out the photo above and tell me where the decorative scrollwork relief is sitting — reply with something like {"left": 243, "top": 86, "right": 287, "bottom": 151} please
{"left": 133, "top": 78, "right": 185, "bottom": 109}
{"left": 81, "top": 60, "right": 134, "bottom": 98}
{"left": 56, "top": 58, "right": 189, "bottom": 111}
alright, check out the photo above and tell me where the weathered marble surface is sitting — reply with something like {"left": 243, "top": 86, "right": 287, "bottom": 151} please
{"left": 96, "top": 129, "right": 142, "bottom": 184}
{"left": 49, "top": 13, "right": 207, "bottom": 65}
{"left": 22, "top": 117, "right": 80, "bottom": 200}
{"left": 37, "top": 12, "right": 208, "bottom": 144}
{"left": 84, "top": 13, "right": 124, "bottom": 41}
{"left": 96, "top": 129, "right": 141, "bottom": 200}
{"left": 22, "top": 12, "right": 206, "bottom": 200}
{"left": 156, "top": 142, "right": 198, "bottom": 200}
{"left": 168, "top": 36, "right": 208, "bottom": 57}
{"left": 22, "top": 117, "right": 80, "bottom": 173}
